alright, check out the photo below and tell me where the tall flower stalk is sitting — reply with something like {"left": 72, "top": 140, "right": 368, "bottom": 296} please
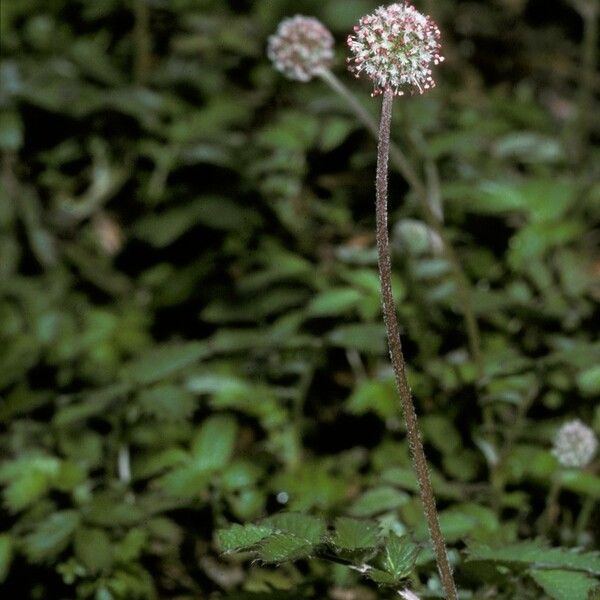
{"left": 267, "top": 14, "right": 482, "bottom": 374}
{"left": 348, "top": 5, "right": 458, "bottom": 599}
{"left": 319, "top": 68, "right": 482, "bottom": 374}
{"left": 268, "top": 9, "right": 459, "bottom": 597}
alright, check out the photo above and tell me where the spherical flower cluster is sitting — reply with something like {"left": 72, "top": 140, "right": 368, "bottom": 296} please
{"left": 267, "top": 16, "right": 335, "bottom": 82}
{"left": 347, "top": 2, "right": 444, "bottom": 96}
{"left": 552, "top": 420, "right": 598, "bottom": 468}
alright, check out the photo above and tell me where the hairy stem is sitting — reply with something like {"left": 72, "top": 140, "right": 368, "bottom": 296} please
{"left": 376, "top": 88, "right": 458, "bottom": 600}
{"left": 320, "top": 69, "right": 482, "bottom": 375}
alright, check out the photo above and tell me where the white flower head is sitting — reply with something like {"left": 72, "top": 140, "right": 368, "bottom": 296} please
{"left": 267, "top": 16, "right": 335, "bottom": 82}
{"left": 552, "top": 419, "right": 598, "bottom": 468}
{"left": 347, "top": 2, "right": 444, "bottom": 96}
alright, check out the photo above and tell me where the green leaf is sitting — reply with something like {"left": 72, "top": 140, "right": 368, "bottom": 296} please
{"left": 156, "top": 463, "right": 211, "bottom": 497}
{"left": 0, "top": 534, "right": 13, "bottom": 582}
{"left": 576, "top": 365, "right": 600, "bottom": 397}
{"left": 381, "top": 535, "right": 420, "bottom": 581}
{"left": 333, "top": 517, "right": 379, "bottom": 551}
{"left": 52, "top": 384, "right": 130, "bottom": 427}
{"left": 349, "top": 486, "right": 409, "bottom": 517}
{"left": 270, "top": 464, "right": 347, "bottom": 511}
{"left": 420, "top": 415, "right": 462, "bottom": 455}
{"left": 217, "top": 523, "right": 274, "bottom": 552}
{"left": 191, "top": 414, "right": 238, "bottom": 471}
{"left": 113, "top": 528, "right": 148, "bottom": 563}
{"left": 259, "top": 110, "right": 320, "bottom": 151}
{"left": 137, "top": 384, "right": 196, "bottom": 421}
{"left": 530, "top": 568, "right": 600, "bottom": 600}
{"left": 74, "top": 527, "right": 113, "bottom": 573}
{"left": 467, "top": 542, "right": 600, "bottom": 575}
{"left": 263, "top": 513, "right": 326, "bottom": 545}
{"left": 365, "top": 568, "right": 397, "bottom": 585}
{"left": 133, "top": 197, "right": 261, "bottom": 246}
{"left": 0, "top": 455, "right": 60, "bottom": 512}
{"left": 557, "top": 470, "right": 600, "bottom": 499}
{"left": 306, "top": 288, "right": 363, "bottom": 317}
{"left": 347, "top": 379, "right": 397, "bottom": 420}
{"left": 319, "top": 117, "right": 354, "bottom": 152}
{"left": 121, "top": 342, "right": 209, "bottom": 385}
{"left": 327, "top": 323, "right": 387, "bottom": 354}
{"left": 258, "top": 534, "right": 314, "bottom": 563}
{"left": 465, "top": 179, "right": 577, "bottom": 222}
{"left": 0, "top": 111, "right": 23, "bottom": 151}
{"left": 23, "top": 510, "right": 80, "bottom": 562}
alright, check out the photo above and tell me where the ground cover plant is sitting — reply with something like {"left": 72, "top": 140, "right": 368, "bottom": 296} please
{"left": 0, "top": 0, "right": 599, "bottom": 598}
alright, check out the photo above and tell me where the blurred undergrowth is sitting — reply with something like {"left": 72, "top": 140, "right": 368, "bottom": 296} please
{"left": 0, "top": 0, "right": 599, "bottom": 598}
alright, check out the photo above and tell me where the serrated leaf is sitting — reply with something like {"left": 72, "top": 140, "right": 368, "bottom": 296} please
{"left": 23, "top": 510, "right": 80, "bottom": 562}
{"left": 333, "top": 517, "right": 379, "bottom": 550}
{"left": 365, "top": 568, "right": 397, "bottom": 585}
{"left": 467, "top": 542, "right": 600, "bottom": 575}
{"left": 217, "top": 523, "right": 274, "bottom": 552}
{"left": 381, "top": 535, "right": 419, "bottom": 581}
{"left": 530, "top": 568, "right": 600, "bottom": 600}
{"left": 258, "top": 534, "right": 314, "bottom": 563}
{"left": 262, "top": 513, "right": 326, "bottom": 545}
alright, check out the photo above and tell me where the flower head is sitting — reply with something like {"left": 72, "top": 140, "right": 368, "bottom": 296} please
{"left": 552, "top": 419, "right": 598, "bottom": 468}
{"left": 268, "top": 16, "right": 335, "bottom": 82}
{"left": 347, "top": 2, "right": 444, "bottom": 96}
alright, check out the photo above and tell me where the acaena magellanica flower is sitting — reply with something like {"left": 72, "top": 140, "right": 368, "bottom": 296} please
{"left": 347, "top": 2, "right": 444, "bottom": 96}
{"left": 349, "top": 5, "right": 457, "bottom": 598}
{"left": 267, "top": 16, "right": 335, "bottom": 82}
{"left": 552, "top": 419, "right": 598, "bottom": 468}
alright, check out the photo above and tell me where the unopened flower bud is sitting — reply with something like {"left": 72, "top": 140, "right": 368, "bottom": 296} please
{"left": 268, "top": 16, "right": 335, "bottom": 82}
{"left": 347, "top": 2, "right": 444, "bottom": 96}
{"left": 552, "top": 419, "right": 598, "bottom": 468}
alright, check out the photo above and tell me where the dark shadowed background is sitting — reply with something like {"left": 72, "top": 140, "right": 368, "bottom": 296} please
{"left": 1, "top": 0, "right": 599, "bottom": 598}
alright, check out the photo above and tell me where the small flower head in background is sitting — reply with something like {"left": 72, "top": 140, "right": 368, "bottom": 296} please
{"left": 267, "top": 16, "right": 335, "bottom": 82}
{"left": 552, "top": 419, "right": 598, "bottom": 468}
{"left": 347, "top": 2, "right": 444, "bottom": 96}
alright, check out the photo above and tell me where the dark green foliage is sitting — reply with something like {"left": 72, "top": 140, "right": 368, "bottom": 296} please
{"left": 218, "top": 516, "right": 419, "bottom": 586}
{"left": 1, "top": 0, "right": 599, "bottom": 598}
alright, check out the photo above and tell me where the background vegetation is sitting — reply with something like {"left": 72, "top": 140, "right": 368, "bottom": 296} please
{"left": 1, "top": 0, "right": 599, "bottom": 598}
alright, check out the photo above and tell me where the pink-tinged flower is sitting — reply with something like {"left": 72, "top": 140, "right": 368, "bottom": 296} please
{"left": 552, "top": 419, "right": 598, "bottom": 468}
{"left": 267, "top": 16, "right": 335, "bottom": 82}
{"left": 347, "top": 2, "right": 444, "bottom": 96}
